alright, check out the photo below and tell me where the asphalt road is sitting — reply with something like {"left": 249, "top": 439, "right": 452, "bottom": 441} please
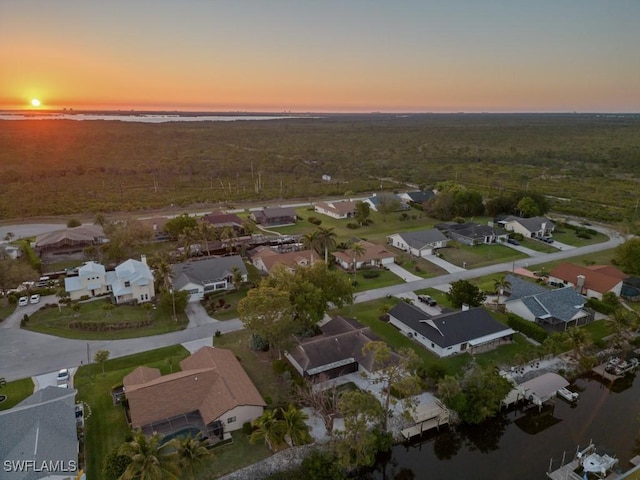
{"left": 0, "top": 223, "right": 625, "bottom": 382}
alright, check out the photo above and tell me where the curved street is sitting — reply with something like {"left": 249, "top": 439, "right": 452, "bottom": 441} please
{"left": 0, "top": 224, "right": 625, "bottom": 382}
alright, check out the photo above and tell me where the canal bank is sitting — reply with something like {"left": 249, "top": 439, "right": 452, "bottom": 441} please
{"left": 371, "top": 371, "right": 640, "bottom": 480}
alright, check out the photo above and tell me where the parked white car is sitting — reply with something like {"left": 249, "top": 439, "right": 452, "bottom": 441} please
{"left": 30, "top": 294, "right": 40, "bottom": 304}
{"left": 57, "top": 368, "right": 70, "bottom": 383}
{"left": 18, "top": 296, "right": 29, "bottom": 307}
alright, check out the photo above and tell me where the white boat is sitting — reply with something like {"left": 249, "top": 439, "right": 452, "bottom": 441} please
{"left": 556, "top": 387, "right": 579, "bottom": 402}
{"left": 582, "top": 451, "right": 618, "bottom": 477}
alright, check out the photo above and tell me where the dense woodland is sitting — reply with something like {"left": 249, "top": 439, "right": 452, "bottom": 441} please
{"left": 1, "top": 113, "right": 639, "bottom": 221}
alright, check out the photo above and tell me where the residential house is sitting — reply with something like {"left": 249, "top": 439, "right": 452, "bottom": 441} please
{"left": 138, "top": 216, "right": 170, "bottom": 239}
{"left": 364, "top": 193, "right": 407, "bottom": 212}
{"left": 35, "top": 224, "right": 107, "bottom": 256}
{"left": 250, "top": 246, "right": 319, "bottom": 275}
{"left": 547, "top": 263, "right": 625, "bottom": 300}
{"left": 286, "top": 316, "right": 400, "bottom": 380}
{"left": 386, "top": 229, "right": 449, "bottom": 257}
{"left": 398, "top": 190, "right": 436, "bottom": 205}
{"left": 124, "top": 347, "right": 266, "bottom": 440}
{"left": 436, "top": 222, "right": 509, "bottom": 246}
{"left": 0, "top": 243, "right": 21, "bottom": 260}
{"left": 202, "top": 212, "right": 246, "bottom": 235}
{"left": 332, "top": 240, "right": 396, "bottom": 270}
{"left": 499, "top": 216, "right": 555, "bottom": 239}
{"left": 64, "top": 256, "right": 155, "bottom": 304}
{"left": 172, "top": 256, "right": 248, "bottom": 302}
{"left": 503, "top": 274, "right": 593, "bottom": 331}
{"left": 314, "top": 200, "right": 357, "bottom": 219}
{"left": 0, "top": 386, "right": 79, "bottom": 480}
{"left": 250, "top": 207, "right": 297, "bottom": 226}
{"left": 388, "top": 302, "right": 515, "bottom": 358}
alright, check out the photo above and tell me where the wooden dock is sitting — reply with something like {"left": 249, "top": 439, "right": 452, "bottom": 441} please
{"left": 401, "top": 400, "right": 449, "bottom": 440}
{"left": 592, "top": 364, "right": 624, "bottom": 382}
{"left": 546, "top": 443, "right": 618, "bottom": 480}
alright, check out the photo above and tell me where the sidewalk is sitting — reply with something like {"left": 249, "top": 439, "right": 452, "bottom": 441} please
{"left": 423, "top": 254, "right": 466, "bottom": 273}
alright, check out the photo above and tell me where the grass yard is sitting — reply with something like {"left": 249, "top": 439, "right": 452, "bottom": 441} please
{"left": 414, "top": 288, "right": 453, "bottom": 307}
{"left": 23, "top": 298, "right": 188, "bottom": 340}
{"left": 582, "top": 320, "right": 612, "bottom": 344}
{"left": 0, "top": 378, "right": 34, "bottom": 411}
{"left": 0, "top": 302, "right": 15, "bottom": 323}
{"left": 352, "top": 269, "right": 404, "bottom": 293}
{"left": 204, "top": 287, "right": 251, "bottom": 320}
{"left": 214, "top": 330, "right": 293, "bottom": 405}
{"left": 198, "top": 431, "right": 271, "bottom": 479}
{"left": 518, "top": 238, "right": 558, "bottom": 253}
{"left": 74, "top": 345, "right": 191, "bottom": 479}
{"left": 533, "top": 248, "right": 617, "bottom": 273}
{"left": 551, "top": 228, "right": 609, "bottom": 247}
{"left": 392, "top": 250, "right": 448, "bottom": 278}
{"left": 439, "top": 243, "right": 527, "bottom": 269}
{"left": 474, "top": 332, "right": 537, "bottom": 369}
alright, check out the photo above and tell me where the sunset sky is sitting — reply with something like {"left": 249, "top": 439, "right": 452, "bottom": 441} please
{"left": 1, "top": 0, "right": 638, "bottom": 112}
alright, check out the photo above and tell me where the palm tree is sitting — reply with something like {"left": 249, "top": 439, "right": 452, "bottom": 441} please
{"left": 249, "top": 409, "right": 285, "bottom": 451}
{"left": 178, "top": 227, "right": 199, "bottom": 260}
{"left": 231, "top": 266, "right": 243, "bottom": 290}
{"left": 197, "top": 221, "right": 216, "bottom": 257}
{"left": 151, "top": 254, "right": 173, "bottom": 293}
{"left": 316, "top": 227, "right": 337, "bottom": 263}
{"left": 350, "top": 242, "right": 366, "bottom": 283}
{"left": 118, "top": 430, "right": 178, "bottom": 480}
{"left": 220, "top": 226, "right": 236, "bottom": 254}
{"left": 493, "top": 275, "right": 511, "bottom": 306}
{"left": 566, "top": 326, "right": 590, "bottom": 359}
{"left": 168, "top": 433, "right": 210, "bottom": 479}
{"left": 280, "top": 405, "right": 312, "bottom": 446}
{"left": 301, "top": 231, "right": 320, "bottom": 264}
{"left": 606, "top": 307, "right": 635, "bottom": 347}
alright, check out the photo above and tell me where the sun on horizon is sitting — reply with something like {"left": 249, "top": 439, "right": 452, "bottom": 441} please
{"left": 30, "top": 98, "right": 41, "bottom": 108}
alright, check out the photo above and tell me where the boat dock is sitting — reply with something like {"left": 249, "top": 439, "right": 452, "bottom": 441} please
{"left": 547, "top": 443, "right": 618, "bottom": 480}
{"left": 592, "top": 357, "right": 640, "bottom": 382}
{"left": 401, "top": 399, "right": 449, "bottom": 440}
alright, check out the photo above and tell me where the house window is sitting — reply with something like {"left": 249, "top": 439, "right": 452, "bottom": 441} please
{"left": 460, "top": 343, "right": 468, "bottom": 351}
{"left": 227, "top": 416, "right": 236, "bottom": 424}
{"left": 124, "top": 281, "right": 131, "bottom": 287}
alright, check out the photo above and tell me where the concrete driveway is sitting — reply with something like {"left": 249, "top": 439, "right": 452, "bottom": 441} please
{"left": 423, "top": 254, "right": 466, "bottom": 273}
{"left": 502, "top": 242, "right": 542, "bottom": 257}
{"left": 34, "top": 367, "right": 77, "bottom": 391}
{"left": 0, "top": 295, "right": 58, "bottom": 329}
{"left": 386, "top": 263, "right": 423, "bottom": 282}
{"left": 185, "top": 302, "right": 219, "bottom": 327}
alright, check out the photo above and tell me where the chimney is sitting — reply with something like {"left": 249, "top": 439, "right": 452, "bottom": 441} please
{"left": 576, "top": 275, "right": 585, "bottom": 293}
{"left": 141, "top": 254, "right": 147, "bottom": 265}
{"left": 541, "top": 222, "right": 547, "bottom": 232}
{"left": 461, "top": 304, "right": 470, "bottom": 311}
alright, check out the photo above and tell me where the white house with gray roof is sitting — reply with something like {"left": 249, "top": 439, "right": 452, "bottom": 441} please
{"left": 503, "top": 274, "right": 593, "bottom": 331}
{"left": 172, "top": 255, "right": 248, "bottom": 302}
{"left": 0, "top": 386, "right": 79, "bottom": 480}
{"left": 388, "top": 302, "right": 515, "bottom": 357}
{"left": 386, "top": 229, "right": 449, "bottom": 257}
{"left": 64, "top": 256, "right": 155, "bottom": 304}
{"left": 500, "top": 216, "right": 555, "bottom": 239}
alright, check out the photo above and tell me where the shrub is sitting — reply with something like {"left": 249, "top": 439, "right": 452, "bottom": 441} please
{"left": 272, "top": 359, "right": 288, "bottom": 375}
{"left": 506, "top": 314, "right": 548, "bottom": 343}
{"left": 586, "top": 298, "right": 615, "bottom": 315}
{"left": 307, "top": 216, "right": 322, "bottom": 225}
{"left": 576, "top": 231, "right": 592, "bottom": 239}
{"left": 7, "top": 294, "right": 17, "bottom": 305}
{"left": 249, "top": 332, "right": 269, "bottom": 351}
{"left": 362, "top": 270, "right": 380, "bottom": 279}
{"left": 80, "top": 295, "right": 90, "bottom": 301}
{"left": 242, "top": 421, "right": 253, "bottom": 436}
{"left": 346, "top": 222, "right": 360, "bottom": 229}
{"left": 363, "top": 218, "right": 374, "bottom": 226}
{"left": 214, "top": 330, "right": 222, "bottom": 337}
{"left": 22, "top": 313, "right": 29, "bottom": 323}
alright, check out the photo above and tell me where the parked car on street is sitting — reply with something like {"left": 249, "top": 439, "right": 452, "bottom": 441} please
{"left": 418, "top": 294, "right": 437, "bottom": 306}
{"left": 30, "top": 294, "right": 40, "bottom": 304}
{"left": 18, "top": 296, "right": 29, "bottom": 306}
{"left": 507, "top": 238, "right": 520, "bottom": 246}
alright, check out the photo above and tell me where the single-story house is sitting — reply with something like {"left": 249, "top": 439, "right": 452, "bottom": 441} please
{"left": 547, "top": 263, "right": 625, "bottom": 300}
{"left": 388, "top": 302, "right": 515, "bottom": 358}
{"left": 124, "top": 347, "right": 266, "bottom": 440}
{"left": 35, "top": 224, "right": 108, "bottom": 255}
{"left": 364, "top": 193, "right": 408, "bottom": 212}
{"left": 314, "top": 200, "right": 357, "bottom": 219}
{"left": 386, "top": 229, "right": 449, "bottom": 257}
{"left": 172, "top": 255, "right": 248, "bottom": 301}
{"left": 286, "top": 316, "right": 400, "bottom": 380}
{"left": 398, "top": 190, "right": 436, "bottom": 205}
{"left": 435, "top": 222, "right": 509, "bottom": 246}
{"left": 332, "top": 240, "right": 396, "bottom": 270}
{"left": 138, "top": 216, "right": 170, "bottom": 239}
{"left": 202, "top": 212, "right": 246, "bottom": 235}
{"left": 503, "top": 274, "right": 593, "bottom": 331}
{"left": 499, "top": 216, "right": 555, "bottom": 239}
{"left": 250, "top": 207, "right": 297, "bottom": 226}
{"left": 64, "top": 256, "right": 155, "bottom": 304}
{"left": 0, "top": 243, "right": 21, "bottom": 260}
{"left": 0, "top": 386, "right": 79, "bottom": 480}
{"left": 250, "top": 246, "right": 320, "bottom": 274}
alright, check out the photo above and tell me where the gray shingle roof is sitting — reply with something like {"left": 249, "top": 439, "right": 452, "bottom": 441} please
{"left": 505, "top": 275, "right": 587, "bottom": 323}
{"left": 393, "top": 229, "right": 448, "bottom": 249}
{"left": 389, "top": 302, "right": 512, "bottom": 348}
{"left": 0, "top": 387, "right": 78, "bottom": 480}
{"left": 405, "top": 191, "right": 435, "bottom": 203}
{"left": 505, "top": 216, "right": 554, "bottom": 233}
{"left": 172, "top": 256, "right": 247, "bottom": 290}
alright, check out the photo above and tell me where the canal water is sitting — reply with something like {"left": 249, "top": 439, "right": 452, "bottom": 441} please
{"left": 371, "top": 372, "right": 640, "bottom": 480}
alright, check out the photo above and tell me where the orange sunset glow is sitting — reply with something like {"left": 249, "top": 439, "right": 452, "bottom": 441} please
{"left": 1, "top": 1, "right": 639, "bottom": 112}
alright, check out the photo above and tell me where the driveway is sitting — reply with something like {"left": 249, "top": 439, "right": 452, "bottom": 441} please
{"left": 502, "top": 242, "right": 542, "bottom": 257}
{"left": 386, "top": 263, "right": 423, "bottom": 282}
{"left": 0, "top": 295, "right": 58, "bottom": 329}
{"left": 185, "top": 302, "right": 219, "bottom": 327}
{"left": 423, "top": 254, "right": 466, "bottom": 273}
{"left": 401, "top": 292, "right": 443, "bottom": 316}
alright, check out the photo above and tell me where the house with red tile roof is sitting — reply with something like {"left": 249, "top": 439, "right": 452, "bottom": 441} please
{"left": 332, "top": 240, "right": 396, "bottom": 271}
{"left": 547, "top": 263, "right": 626, "bottom": 300}
{"left": 123, "top": 347, "right": 265, "bottom": 441}
{"left": 250, "top": 246, "right": 319, "bottom": 275}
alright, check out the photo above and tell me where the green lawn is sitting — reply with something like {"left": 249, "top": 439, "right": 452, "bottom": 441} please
{"left": 75, "top": 345, "right": 191, "bottom": 479}
{"left": 392, "top": 250, "right": 448, "bottom": 278}
{"left": 352, "top": 269, "right": 404, "bottom": 293}
{"left": 0, "top": 303, "right": 15, "bottom": 323}
{"left": 551, "top": 228, "right": 609, "bottom": 247}
{"left": 214, "top": 330, "right": 293, "bottom": 405}
{"left": 439, "top": 243, "right": 527, "bottom": 269}
{"left": 199, "top": 431, "right": 272, "bottom": 479}
{"left": 23, "top": 298, "right": 189, "bottom": 340}
{"left": 518, "top": 238, "right": 557, "bottom": 253}
{"left": 204, "top": 287, "right": 251, "bottom": 320}
{"left": 534, "top": 248, "right": 617, "bottom": 273}
{"left": 582, "top": 320, "right": 612, "bottom": 344}
{"left": 0, "top": 378, "right": 34, "bottom": 411}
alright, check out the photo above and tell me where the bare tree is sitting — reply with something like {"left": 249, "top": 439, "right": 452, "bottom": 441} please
{"left": 294, "top": 375, "right": 340, "bottom": 435}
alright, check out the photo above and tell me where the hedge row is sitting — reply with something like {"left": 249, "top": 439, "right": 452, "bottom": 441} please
{"left": 586, "top": 298, "right": 616, "bottom": 315}
{"left": 68, "top": 320, "right": 152, "bottom": 331}
{"left": 506, "top": 314, "right": 548, "bottom": 343}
